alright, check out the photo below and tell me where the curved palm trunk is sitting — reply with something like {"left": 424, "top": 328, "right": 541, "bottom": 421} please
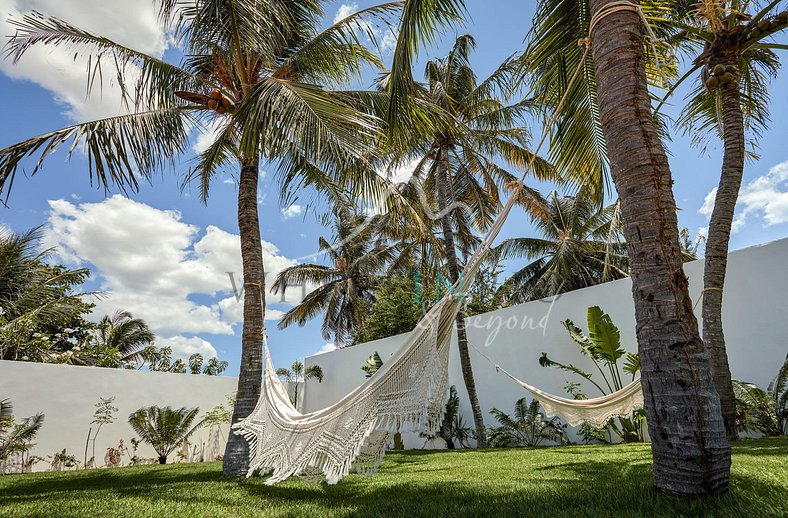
{"left": 223, "top": 156, "right": 266, "bottom": 477}
{"left": 436, "top": 143, "right": 487, "bottom": 448}
{"left": 588, "top": 0, "right": 730, "bottom": 495}
{"left": 158, "top": 455, "right": 167, "bottom": 465}
{"left": 702, "top": 55, "right": 743, "bottom": 441}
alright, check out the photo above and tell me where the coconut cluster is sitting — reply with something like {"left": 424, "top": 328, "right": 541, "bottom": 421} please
{"left": 751, "top": 12, "right": 788, "bottom": 39}
{"left": 705, "top": 64, "right": 737, "bottom": 90}
{"left": 207, "top": 90, "right": 233, "bottom": 114}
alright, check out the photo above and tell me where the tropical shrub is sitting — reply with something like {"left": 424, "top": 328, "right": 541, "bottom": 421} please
{"left": 487, "top": 398, "right": 569, "bottom": 447}
{"left": 83, "top": 397, "right": 118, "bottom": 468}
{"left": 541, "top": 306, "right": 644, "bottom": 442}
{"left": 0, "top": 399, "right": 44, "bottom": 474}
{"left": 422, "top": 386, "right": 473, "bottom": 449}
{"left": 733, "top": 354, "right": 788, "bottom": 436}
{"left": 128, "top": 406, "right": 202, "bottom": 464}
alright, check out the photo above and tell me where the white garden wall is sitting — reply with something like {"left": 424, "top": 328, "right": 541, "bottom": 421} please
{"left": 0, "top": 361, "right": 237, "bottom": 472}
{"left": 302, "top": 237, "right": 788, "bottom": 445}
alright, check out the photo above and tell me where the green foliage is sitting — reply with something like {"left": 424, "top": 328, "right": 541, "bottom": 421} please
{"left": 0, "top": 227, "right": 95, "bottom": 364}
{"left": 495, "top": 194, "right": 627, "bottom": 303}
{"left": 128, "top": 406, "right": 202, "bottom": 464}
{"left": 464, "top": 261, "right": 513, "bottom": 317}
{"left": 543, "top": 306, "right": 644, "bottom": 442}
{"left": 487, "top": 397, "right": 569, "bottom": 447}
{"left": 362, "top": 352, "right": 384, "bottom": 378}
{"left": 353, "top": 275, "right": 434, "bottom": 344}
{"left": 0, "top": 399, "right": 44, "bottom": 472}
{"left": 733, "top": 354, "right": 788, "bottom": 436}
{"left": 277, "top": 360, "right": 323, "bottom": 408}
{"left": 422, "top": 386, "right": 472, "bottom": 449}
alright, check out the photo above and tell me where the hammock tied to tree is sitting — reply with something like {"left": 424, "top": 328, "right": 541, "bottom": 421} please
{"left": 233, "top": 1, "right": 651, "bottom": 485}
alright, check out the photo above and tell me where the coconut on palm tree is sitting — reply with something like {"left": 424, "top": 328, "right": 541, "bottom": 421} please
{"left": 656, "top": 0, "right": 788, "bottom": 440}
{"left": 0, "top": 0, "right": 402, "bottom": 476}
{"left": 128, "top": 406, "right": 202, "bottom": 464}
{"left": 272, "top": 207, "right": 397, "bottom": 347}
{"left": 495, "top": 191, "right": 626, "bottom": 302}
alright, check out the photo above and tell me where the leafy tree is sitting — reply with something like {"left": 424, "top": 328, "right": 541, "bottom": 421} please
{"left": 656, "top": 1, "right": 788, "bottom": 440}
{"left": 189, "top": 354, "right": 204, "bottom": 374}
{"left": 90, "top": 311, "right": 155, "bottom": 368}
{"left": 276, "top": 360, "right": 323, "bottom": 409}
{"left": 0, "top": 399, "right": 44, "bottom": 474}
{"left": 495, "top": 192, "right": 626, "bottom": 303}
{"left": 203, "top": 357, "right": 229, "bottom": 376}
{"left": 422, "top": 385, "right": 473, "bottom": 449}
{"left": 487, "top": 397, "right": 569, "bottom": 447}
{"left": 353, "top": 275, "right": 435, "bottom": 344}
{"left": 128, "top": 406, "right": 202, "bottom": 464}
{"left": 0, "top": 0, "right": 400, "bottom": 476}
{"left": 273, "top": 208, "right": 397, "bottom": 346}
{"left": 0, "top": 227, "right": 94, "bottom": 363}
{"left": 463, "top": 260, "right": 513, "bottom": 316}
{"left": 83, "top": 397, "right": 118, "bottom": 468}
{"left": 541, "top": 306, "right": 644, "bottom": 442}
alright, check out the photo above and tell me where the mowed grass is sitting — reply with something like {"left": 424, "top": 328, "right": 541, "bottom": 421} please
{"left": 1, "top": 437, "right": 787, "bottom": 518}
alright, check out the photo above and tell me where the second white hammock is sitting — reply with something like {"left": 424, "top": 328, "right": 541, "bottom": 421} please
{"left": 494, "top": 365, "right": 644, "bottom": 427}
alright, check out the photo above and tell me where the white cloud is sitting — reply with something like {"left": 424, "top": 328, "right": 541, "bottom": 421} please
{"left": 313, "top": 343, "right": 336, "bottom": 355}
{"left": 156, "top": 335, "right": 218, "bottom": 362}
{"left": 192, "top": 119, "right": 226, "bottom": 154}
{"left": 333, "top": 3, "right": 398, "bottom": 54}
{"left": 699, "top": 160, "right": 788, "bottom": 233}
{"left": 44, "top": 195, "right": 299, "bottom": 338}
{"left": 0, "top": 0, "right": 169, "bottom": 122}
{"left": 282, "top": 204, "right": 304, "bottom": 219}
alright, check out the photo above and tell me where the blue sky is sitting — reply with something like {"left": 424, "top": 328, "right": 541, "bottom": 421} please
{"left": 0, "top": 0, "right": 787, "bottom": 375}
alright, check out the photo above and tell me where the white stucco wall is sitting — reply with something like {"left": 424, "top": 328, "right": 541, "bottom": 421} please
{"left": 0, "top": 361, "right": 237, "bottom": 471}
{"left": 303, "top": 237, "right": 788, "bottom": 444}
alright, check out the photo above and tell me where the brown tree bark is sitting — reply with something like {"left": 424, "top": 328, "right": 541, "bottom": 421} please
{"left": 223, "top": 156, "right": 266, "bottom": 477}
{"left": 702, "top": 53, "right": 743, "bottom": 441}
{"left": 435, "top": 142, "right": 487, "bottom": 448}
{"left": 587, "top": 0, "right": 730, "bottom": 495}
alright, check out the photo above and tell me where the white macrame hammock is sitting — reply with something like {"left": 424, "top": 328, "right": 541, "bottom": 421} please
{"left": 233, "top": 1, "right": 655, "bottom": 484}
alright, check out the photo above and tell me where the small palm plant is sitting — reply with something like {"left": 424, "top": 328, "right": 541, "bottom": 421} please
{"left": 487, "top": 398, "right": 569, "bottom": 447}
{"left": 540, "top": 306, "right": 644, "bottom": 442}
{"left": 733, "top": 353, "right": 788, "bottom": 437}
{"left": 0, "top": 399, "right": 44, "bottom": 474}
{"left": 128, "top": 406, "right": 202, "bottom": 464}
{"left": 276, "top": 361, "right": 323, "bottom": 409}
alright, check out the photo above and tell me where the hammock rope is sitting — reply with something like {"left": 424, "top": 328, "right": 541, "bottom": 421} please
{"left": 234, "top": 1, "right": 654, "bottom": 485}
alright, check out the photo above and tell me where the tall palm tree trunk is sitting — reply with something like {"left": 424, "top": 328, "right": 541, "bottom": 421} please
{"left": 587, "top": 0, "right": 730, "bottom": 495}
{"left": 435, "top": 143, "right": 487, "bottom": 448}
{"left": 223, "top": 156, "right": 266, "bottom": 477}
{"left": 702, "top": 55, "right": 743, "bottom": 441}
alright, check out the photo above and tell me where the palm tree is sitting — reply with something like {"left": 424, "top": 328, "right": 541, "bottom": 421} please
{"left": 390, "top": 34, "right": 555, "bottom": 447}
{"left": 487, "top": 398, "right": 569, "bottom": 447}
{"left": 128, "top": 406, "right": 202, "bottom": 464}
{"left": 275, "top": 360, "right": 323, "bottom": 409}
{"left": 656, "top": 1, "right": 788, "bottom": 441}
{"left": 0, "top": 227, "right": 92, "bottom": 363}
{"left": 0, "top": 0, "right": 400, "bottom": 476}
{"left": 272, "top": 208, "right": 397, "bottom": 346}
{"left": 0, "top": 399, "right": 44, "bottom": 473}
{"left": 495, "top": 192, "right": 626, "bottom": 302}
{"left": 576, "top": 0, "right": 730, "bottom": 495}
{"left": 91, "top": 311, "right": 155, "bottom": 367}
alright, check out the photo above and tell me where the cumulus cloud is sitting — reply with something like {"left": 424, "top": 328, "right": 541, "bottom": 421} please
{"left": 0, "top": 0, "right": 168, "bottom": 122}
{"left": 281, "top": 204, "right": 304, "bottom": 219}
{"left": 157, "top": 335, "right": 218, "bottom": 362}
{"left": 699, "top": 160, "right": 788, "bottom": 233}
{"left": 44, "top": 195, "right": 300, "bottom": 338}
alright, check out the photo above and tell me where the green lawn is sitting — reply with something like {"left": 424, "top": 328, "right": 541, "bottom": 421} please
{"left": 1, "top": 438, "right": 787, "bottom": 517}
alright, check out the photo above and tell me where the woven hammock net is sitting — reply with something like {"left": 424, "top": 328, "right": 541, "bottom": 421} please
{"left": 233, "top": 181, "right": 644, "bottom": 484}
